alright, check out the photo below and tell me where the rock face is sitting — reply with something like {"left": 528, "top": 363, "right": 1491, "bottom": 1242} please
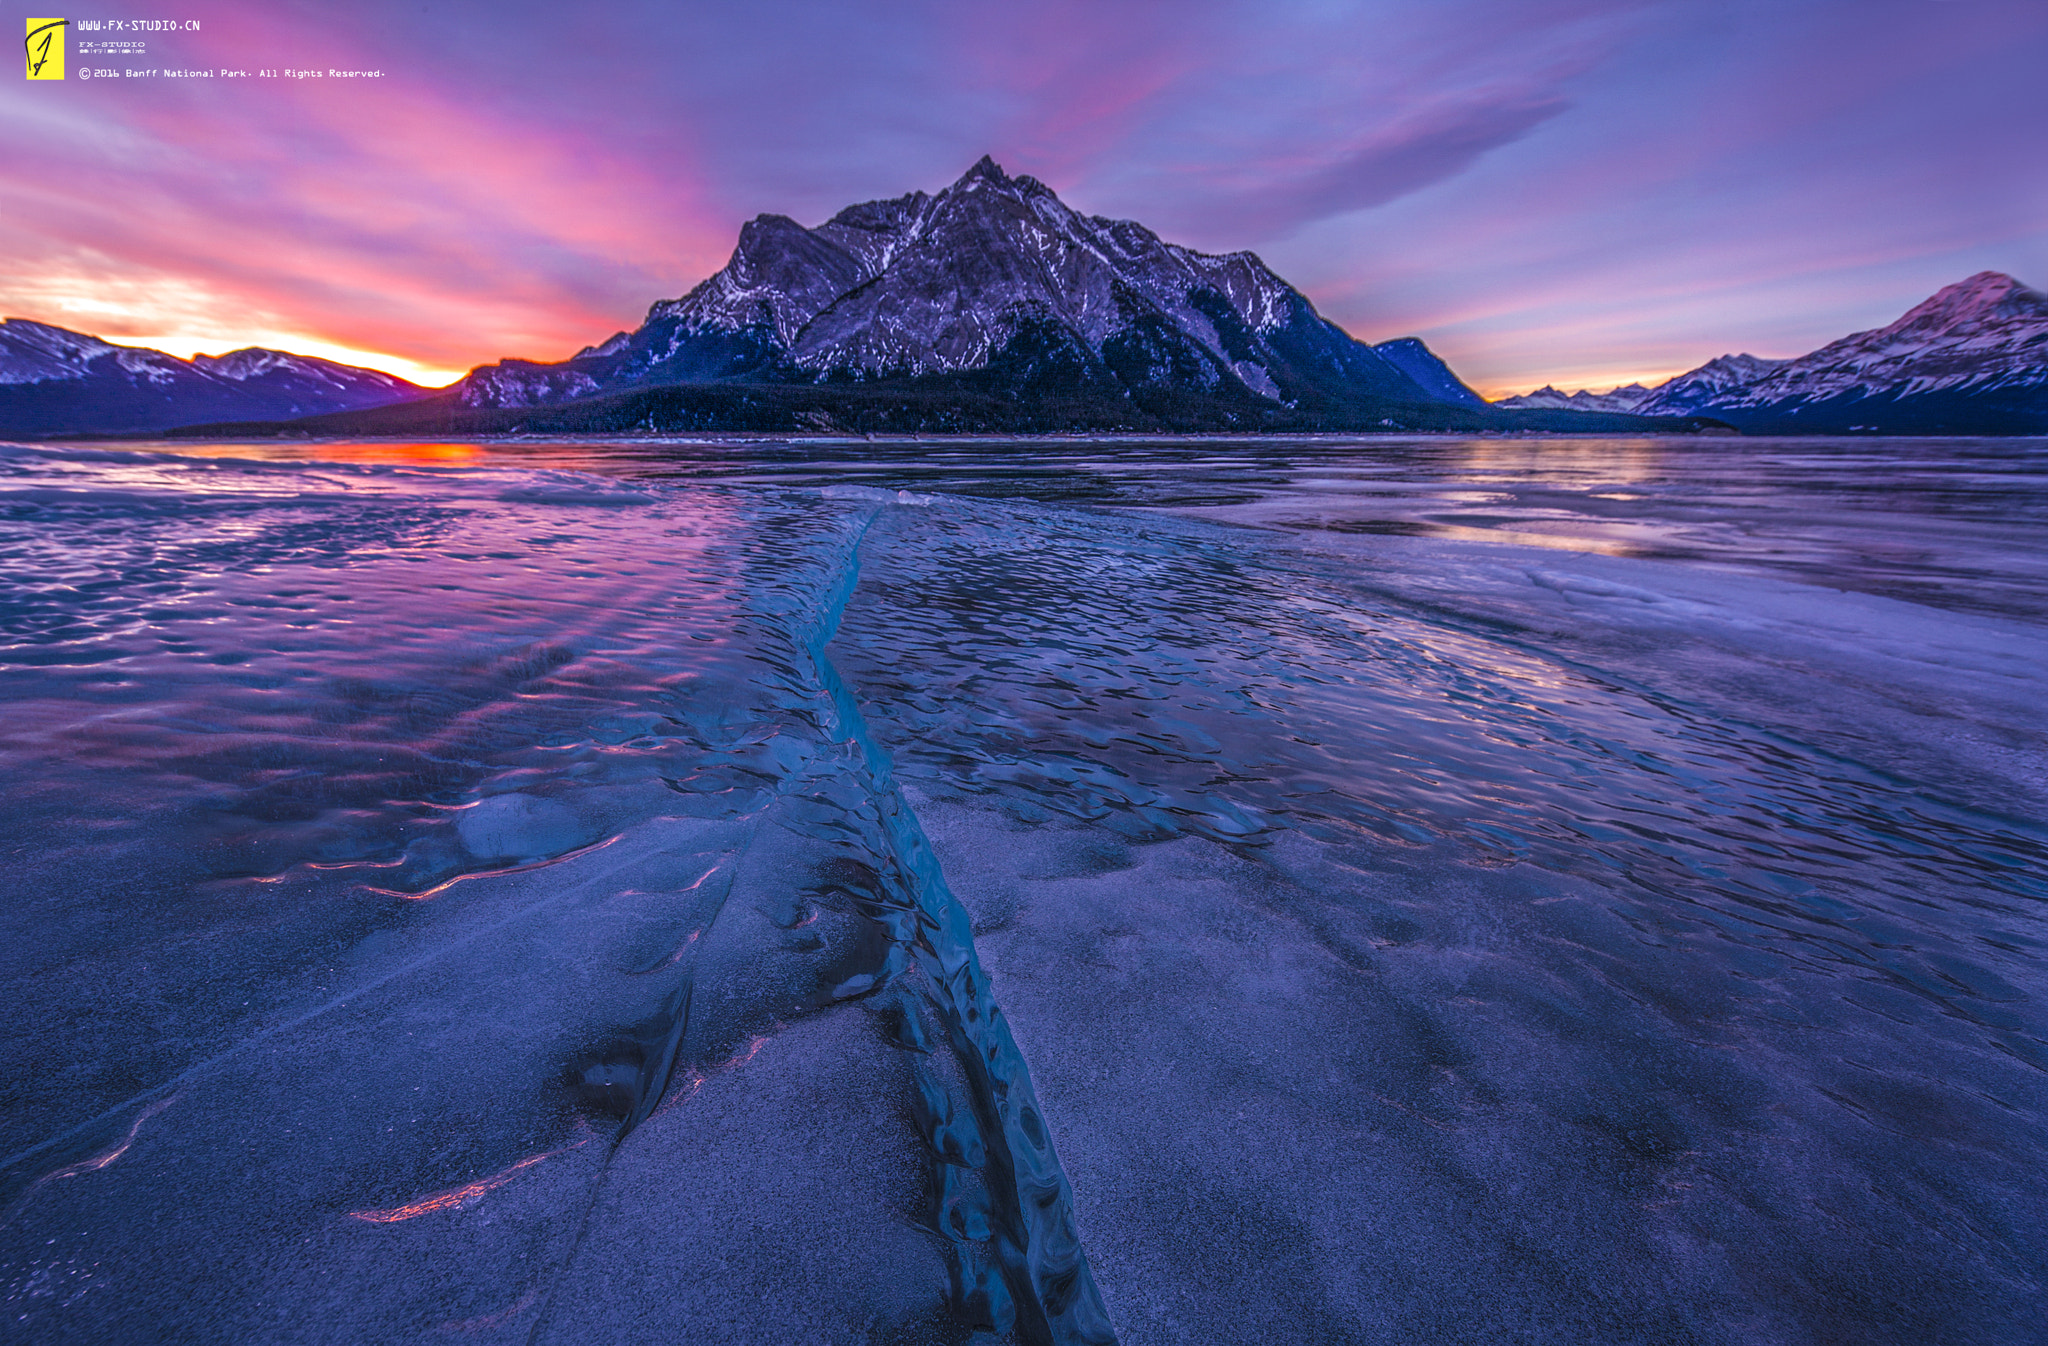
{"left": 1496, "top": 273, "right": 2048, "bottom": 433}
{"left": 0, "top": 320, "right": 423, "bottom": 436}
{"left": 455, "top": 156, "right": 1470, "bottom": 417}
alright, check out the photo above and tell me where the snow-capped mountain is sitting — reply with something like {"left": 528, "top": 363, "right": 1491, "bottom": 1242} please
{"left": 1496, "top": 274, "right": 2048, "bottom": 433}
{"left": 1632, "top": 354, "right": 1790, "bottom": 415}
{"left": 1675, "top": 272, "right": 2048, "bottom": 430}
{"left": 454, "top": 156, "right": 1478, "bottom": 417}
{"left": 0, "top": 319, "right": 424, "bottom": 436}
{"left": 1495, "top": 382, "right": 1658, "bottom": 414}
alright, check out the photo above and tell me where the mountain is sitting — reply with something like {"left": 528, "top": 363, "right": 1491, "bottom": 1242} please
{"left": 0, "top": 320, "right": 425, "bottom": 437}
{"left": 1495, "top": 382, "right": 1658, "bottom": 414}
{"left": 1658, "top": 272, "right": 2048, "bottom": 432}
{"left": 451, "top": 156, "right": 1455, "bottom": 418}
{"left": 98, "top": 156, "right": 1720, "bottom": 441}
{"left": 1497, "top": 274, "right": 2048, "bottom": 433}
{"left": 321, "top": 156, "right": 1704, "bottom": 437}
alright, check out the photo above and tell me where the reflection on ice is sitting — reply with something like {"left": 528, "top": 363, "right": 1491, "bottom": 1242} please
{"left": 0, "top": 438, "right": 2042, "bottom": 1344}
{"left": 348, "top": 1120, "right": 597, "bottom": 1223}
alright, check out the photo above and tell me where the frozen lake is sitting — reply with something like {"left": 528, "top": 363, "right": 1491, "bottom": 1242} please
{"left": 2, "top": 435, "right": 2043, "bottom": 1344}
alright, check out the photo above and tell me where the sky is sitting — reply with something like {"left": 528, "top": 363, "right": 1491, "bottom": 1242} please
{"left": 4, "top": 0, "right": 2044, "bottom": 396}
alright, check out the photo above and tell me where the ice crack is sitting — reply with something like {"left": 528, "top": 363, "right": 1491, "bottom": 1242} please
{"left": 795, "top": 500, "right": 1117, "bottom": 1345}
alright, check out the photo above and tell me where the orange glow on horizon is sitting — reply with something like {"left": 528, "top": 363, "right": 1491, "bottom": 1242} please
{"left": 1476, "top": 368, "right": 1696, "bottom": 402}
{"left": 102, "top": 331, "right": 469, "bottom": 387}
{"left": 166, "top": 442, "right": 488, "bottom": 466}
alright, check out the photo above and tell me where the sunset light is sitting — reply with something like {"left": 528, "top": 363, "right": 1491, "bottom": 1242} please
{"left": 3, "top": 1, "right": 2041, "bottom": 395}
{"left": 3, "top": 4, "right": 2042, "bottom": 1343}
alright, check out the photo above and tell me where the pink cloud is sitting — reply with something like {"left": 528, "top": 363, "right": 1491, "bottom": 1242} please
{"left": 0, "top": 0, "right": 2039, "bottom": 394}
{"left": 1, "top": 6, "right": 734, "bottom": 374}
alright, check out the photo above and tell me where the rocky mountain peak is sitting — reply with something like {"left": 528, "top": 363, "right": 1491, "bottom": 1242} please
{"left": 1663, "top": 353, "right": 1787, "bottom": 392}
{"left": 1696, "top": 353, "right": 1782, "bottom": 377}
{"left": 1880, "top": 271, "right": 2046, "bottom": 339}
{"left": 192, "top": 347, "right": 320, "bottom": 380}
{"left": 1369, "top": 337, "right": 1486, "bottom": 407}
{"left": 189, "top": 347, "right": 415, "bottom": 391}
{"left": 452, "top": 156, "right": 1490, "bottom": 416}
{"left": 1493, "top": 382, "right": 1658, "bottom": 413}
{"left": 957, "top": 153, "right": 1010, "bottom": 186}
{"left": 0, "top": 317, "right": 124, "bottom": 383}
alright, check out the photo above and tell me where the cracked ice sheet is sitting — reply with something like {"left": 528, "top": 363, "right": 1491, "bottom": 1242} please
{"left": 829, "top": 494, "right": 2047, "bottom": 1346}
{"left": 0, "top": 448, "right": 1047, "bottom": 1343}
{"left": 0, "top": 812, "right": 960, "bottom": 1343}
{"left": 6, "top": 439, "right": 2047, "bottom": 1344}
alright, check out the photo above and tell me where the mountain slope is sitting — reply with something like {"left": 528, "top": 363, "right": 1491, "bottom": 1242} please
{"left": 1633, "top": 355, "right": 1790, "bottom": 415}
{"left": 0, "top": 320, "right": 425, "bottom": 436}
{"left": 1370, "top": 338, "right": 1486, "bottom": 407}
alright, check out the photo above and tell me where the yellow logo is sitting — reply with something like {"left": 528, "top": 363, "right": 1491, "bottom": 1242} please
{"left": 25, "top": 18, "right": 66, "bottom": 80}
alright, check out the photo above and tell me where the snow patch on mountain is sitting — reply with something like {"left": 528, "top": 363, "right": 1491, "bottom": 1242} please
{"left": 191, "top": 348, "right": 417, "bottom": 396}
{"left": 457, "top": 364, "right": 602, "bottom": 408}
{"left": 0, "top": 319, "right": 126, "bottom": 385}
{"left": 1635, "top": 355, "right": 1789, "bottom": 414}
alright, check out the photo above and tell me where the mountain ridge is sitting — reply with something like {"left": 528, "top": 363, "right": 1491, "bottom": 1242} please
{"left": 1495, "top": 273, "right": 2048, "bottom": 432}
{"left": 0, "top": 319, "right": 425, "bottom": 437}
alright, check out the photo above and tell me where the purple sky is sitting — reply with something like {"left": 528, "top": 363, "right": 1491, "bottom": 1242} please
{"left": 4, "top": 0, "right": 2043, "bottom": 394}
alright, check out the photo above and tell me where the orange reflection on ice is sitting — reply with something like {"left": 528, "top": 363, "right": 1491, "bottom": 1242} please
{"left": 651, "top": 1029, "right": 777, "bottom": 1120}
{"left": 163, "top": 441, "right": 488, "bottom": 467}
{"left": 328, "top": 443, "right": 484, "bottom": 465}
{"left": 348, "top": 1122, "right": 595, "bottom": 1224}
{"left": 2, "top": 1095, "right": 179, "bottom": 1228}
{"left": 42, "top": 1095, "right": 177, "bottom": 1183}
{"left": 361, "top": 832, "right": 623, "bottom": 900}
{"left": 1449, "top": 436, "right": 1667, "bottom": 488}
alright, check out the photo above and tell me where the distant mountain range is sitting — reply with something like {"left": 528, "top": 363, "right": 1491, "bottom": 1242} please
{"left": 1497, "top": 272, "right": 2048, "bottom": 433}
{"left": 4, "top": 159, "right": 2040, "bottom": 440}
{"left": 0, "top": 320, "right": 422, "bottom": 436}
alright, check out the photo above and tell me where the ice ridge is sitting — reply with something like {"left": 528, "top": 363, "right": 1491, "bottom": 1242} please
{"left": 790, "top": 500, "right": 1116, "bottom": 1344}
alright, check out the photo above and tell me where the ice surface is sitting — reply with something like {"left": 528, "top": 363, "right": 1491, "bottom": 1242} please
{"left": 0, "top": 444, "right": 1102, "bottom": 1342}
{"left": 832, "top": 492, "right": 2045, "bottom": 1342}
{"left": 1, "top": 437, "right": 2043, "bottom": 1344}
